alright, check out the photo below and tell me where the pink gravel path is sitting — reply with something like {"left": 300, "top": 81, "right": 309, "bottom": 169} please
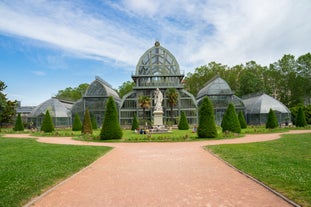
{"left": 4, "top": 130, "right": 311, "bottom": 207}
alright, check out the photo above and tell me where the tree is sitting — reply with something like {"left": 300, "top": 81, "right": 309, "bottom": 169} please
{"left": 238, "top": 111, "right": 247, "bottom": 129}
{"left": 118, "top": 81, "right": 135, "bottom": 98}
{"left": 55, "top": 83, "right": 89, "bottom": 101}
{"left": 178, "top": 111, "right": 189, "bottom": 130}
{"left": 0, "top": 81, "right": 16, "bottom": 126}
{"left": 166, "top": 88, "right": 178, "bottom": 123}
{"left": 138, "top": 95, "right": 151, "bottom": 121}
{"left": 131, "top": 114, "right": 139, "bottom": 130}
{"left": 221, "top": 103, "right": 241, "bottom": 133}
{"left": 72, "top": 113, "right": 82, "bottom": 131}
{"left": 100, "top": 96, "right": 122, "bottom": 140}
{"left": 197, "top": 97, "right": 218, "bottom": 138}
{"left": 91, "top": 115, "right": 98, "bottom": 130}
{"left": 296, "top": 107, "right": 307, "bottom": 127}
{"left": 13, "top": 113, "right": 24, "bottom": 131}
{"left": 82, "top": 108, "right": 92, "bottom": 135}
{"left": 41, "top": 110, "right": 54, "bottom": 132}
{"left": 266, "top": 109, "right": 278, "bottom": 129}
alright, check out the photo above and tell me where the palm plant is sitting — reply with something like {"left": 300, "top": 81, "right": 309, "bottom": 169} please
{"left": 138, "top": 95, "right": 151, "bottom": 120}
{"left": 166, "top": 88, "right": 178, "bottom": 122}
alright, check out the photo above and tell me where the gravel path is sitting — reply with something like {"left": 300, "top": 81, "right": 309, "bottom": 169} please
{"left": 4, "top": 130, "right": 311, "bottom": 207}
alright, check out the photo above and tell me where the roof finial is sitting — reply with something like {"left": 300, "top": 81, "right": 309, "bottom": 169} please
{"left": 155, "top": 41, "right": 160, "bottom": 47}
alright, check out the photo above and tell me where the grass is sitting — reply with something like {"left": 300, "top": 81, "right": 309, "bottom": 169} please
{"left": 0, "top": 136, "right": 112, "bottom": 207}
{"left": 206, "top": 133, "right": 311, "bottom": 207}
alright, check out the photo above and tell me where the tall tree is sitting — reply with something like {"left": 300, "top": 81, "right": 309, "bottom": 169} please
{"left": 166, "top": 88, "right": 178, "bottom": 123}
{"left": 41, "top": 110, "right": 54, "bottom": 132}
{"left": 100, "top": 96, "right": 122, "bottom": 140}
{"left": 197, "top": 97, "right": 218, "bottom": 138}
{"left": 138, "top": 95, "right": 151, "bottom": 121}
{"left": 0, "top": 81, "right": 16, "bottom": 126}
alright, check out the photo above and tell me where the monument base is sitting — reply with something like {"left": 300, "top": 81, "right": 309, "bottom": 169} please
{"left": 153, "top": 110, "right": 164, "bottom": 126}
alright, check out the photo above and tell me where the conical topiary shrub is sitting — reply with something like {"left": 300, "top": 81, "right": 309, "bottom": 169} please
{"left": 100, "top": 96, "right": 123, "bottom": 140}
{"left": 131, "top": 114, "right": 139, "bottom": 130}
{"left": 13, "top": 113, "right": 24, "bottom": 131}
{"left": 238, "top": 111, "right": 247, "bottom": 129}
{"left": 197, "top": 97, "right": 218, "bottom": 138}
{"left": 178, "top": 111, "right": 189, "bottom": 130}
{"left": 266, "top": 108, "right": 278, "bottom": 129}
{"left": 221, "top": 103, "right": 241, "bottom": 133}
{"left": 82, "top": 108, "right": 92, "bottom": 134}
{"left": 41, "top": 110, "right": 54, "bottom": 132}
{"left": 91, "top": 114, "right": 98, "bottom": 130}
{"left": 72, "top": 113, "right": 82, "bottom": 131}
{"left": 296, "top": 107, "right": 307, "bottom": 127}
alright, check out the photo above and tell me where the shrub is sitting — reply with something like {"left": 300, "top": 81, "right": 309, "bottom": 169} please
{"left": 266, "top": 108, "right": 278, "bottom": 129}
{"left": 197, "top": 97, "right": 218, "bottom": 138}
{"left": 82, "top": 108, "right": 92, "bottom": 134}
{"left": 13, "top": 113, "right": 24, "bottom": 131}
{"left": 296, "top": 107, "right": 307, "bottom": 127}
{"left": 221, "top": 103, "right": 241, "bottom": 133}
{"left": 41, "top": 110, "right": 54, "bottom": 132}
{"left": 91, "top": 115, "right": 98, "bottom": 130}
{"left": 100, "top": 96, "right": 123, "bottom": 140}
{"left": 131, "top": 114, "right": 139, "bottom": 130}
{"left": 178, "top": 111, "right": 189, "bottom": 130}
{"left": 72, "top": 113, "right": 82, "bottom": 131}
{"left": 238, "top": 111, "right": 247, "bottom": 129}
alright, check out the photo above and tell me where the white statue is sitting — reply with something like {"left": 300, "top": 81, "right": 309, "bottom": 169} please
{"left": 154, "top": 88, "right": 163, "bottom": 111}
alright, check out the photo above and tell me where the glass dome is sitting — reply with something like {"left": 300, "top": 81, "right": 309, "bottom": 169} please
{"left": 136, "top": 41, "right": 180, "bottom": 76}
{"left": 197, "top": 76, "right": 232, "bottom": 99}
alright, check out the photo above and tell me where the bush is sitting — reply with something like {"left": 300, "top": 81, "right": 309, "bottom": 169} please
{"left": 197, "top": 97, "right": 218, "bottom": 138}
{"left": 131, "top": 114, "right": 139, "bottom": 130}
{"left": 221, "top": 103, "right": 241, "bottom": 133}
{"left": 296, "top": 107, "right": 307, "bottom": 127}
{"left": 238, "top": 111, "right": 247, "bottom": 129}
{"left": 82, "top": 108, "right": 92, "bottom": 134}
{"left": 100, "top": 96, "right": 123, "bottom": 140}
{"left": 178, "top": 111, "right": 189, "bottom": 130}
{"left": 13, "top": 113, "right": 24, "bottom": 131}
{"left": 41, "top": 110, "right": 54, "bottom": 132}
{"left": 266, "top": 109, "right": 278, "bottom": 129}
{"left": 72, "top": 113, "right": 82, "bottom": 131}
{"left": 91, "top": 115, "right": 98, "bottom": 130}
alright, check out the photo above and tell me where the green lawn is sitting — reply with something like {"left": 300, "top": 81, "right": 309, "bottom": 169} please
{"left": 0, "top": 136, "right": 112, "bottom": 207}
{"left": 206, "top": 133, "right": 311, "bottom": 207}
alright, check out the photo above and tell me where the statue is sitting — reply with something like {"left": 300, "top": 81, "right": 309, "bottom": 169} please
{"left": 154, "top": 88, "right": 163, "bottom": 111}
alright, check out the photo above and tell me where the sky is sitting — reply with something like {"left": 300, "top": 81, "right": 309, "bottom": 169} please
{"left": 1, "top": 0, "right": 311, "bottom": 106}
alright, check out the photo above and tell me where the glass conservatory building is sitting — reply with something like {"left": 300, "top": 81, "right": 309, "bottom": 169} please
{"left": 119, "top": 41, "right": 197, "bottom": 127}
{"left": 196, "top": 76, "right": 245, "bottom": 125}
{"left": 28, "top": 98, "right": 72, "bottom": 128}
{"left": 71, "top": 76, "right": 121, "bottom": 127}
{"left": 242, "top": 93, "right": 291, "bottom": 125}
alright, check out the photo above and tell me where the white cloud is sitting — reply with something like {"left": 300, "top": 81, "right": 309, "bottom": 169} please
{"left": 31, "top": 71, "right": 46, "bottom": 76}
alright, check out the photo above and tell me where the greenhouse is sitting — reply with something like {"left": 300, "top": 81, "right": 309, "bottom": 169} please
{"left": 120, "top": 41, "right": 198, "bottom": 127}
{"left": 242, "top": 93, "right": 291, "bottom": 125}
{"left": 196, "top": 75, "right": 245, "bottom": 125}
{"left": 28, "top": 98, "right": 72, "bottom": 128}
{"left": 71, "top": 76, "right": 121, "bottom": 127}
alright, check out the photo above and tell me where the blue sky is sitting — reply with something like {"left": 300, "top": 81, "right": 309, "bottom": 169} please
{"left": 1, "top": 0, "right": 311, "bottom": 106}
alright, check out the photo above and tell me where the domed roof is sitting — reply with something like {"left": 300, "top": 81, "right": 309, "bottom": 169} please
{"left": 29, "top": 98, "right": 71, "bottom": 117}
{"left": 135, "top": 41, "right": 180, "bottom": 75}
{"left": 197, "top": 76, "right": 232, "bottom": 99}
{"left": 85, "top": 76, "right": 120, "bottom": 101}
{"left": 243, "top": 93, "right": 290, "bottom": 114}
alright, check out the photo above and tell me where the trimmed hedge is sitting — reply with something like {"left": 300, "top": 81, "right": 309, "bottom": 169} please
{"left": 178, "top": 111, "right": 189, "bottom": 130}
{"left": 266, "top": 108, "right": 278, "bottom": 129}
{"left": 13, "top": 113, "right": 24, "bottom": 131}
{"left": 72, "top": 113, "right": 82, "bottom": 131}
{"left": 82, "top": 108, "right": 93, "bottom": 134}
{"left": 238, "top": 111, "right": 247, "bottom": 129}
{"left": 131, "top": 114, "right": 139, "bottom": 130}
{"left": 197, "top": 97, "right": 218, "bottom": 138}
{"left": 296, "top": 107, "right": 307, "bottom": 127}
{"left": 40, "top": 110, "right": 54, "bottom": 132}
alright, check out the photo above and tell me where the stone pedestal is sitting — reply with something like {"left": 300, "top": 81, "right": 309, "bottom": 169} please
{"left": 153, "top": 110, "right": 164, "bottom": 126}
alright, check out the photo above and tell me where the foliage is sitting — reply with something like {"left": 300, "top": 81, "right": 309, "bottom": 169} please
{"left": 91, "top": 115, "right": 98, "bottom": 130}
{"left": 0, "top": 137, "right": 111, "bottom": 207}
{"left": 0, "top": 81, "right": 16, "bottom": 126}
{"left": 207, "top": 133, "right": 311, "bottom": 207}
{"left": 55, "top": 83, "right": 89, "bottom": 101}
{"left": 238, "top": 111, "right": 247, "bottom": 129}
{"left": 296, "top": 107, "right": 307, "bottom": 127}
{"left": 178, "top": 111, "right": 189, "bottom": 130}
{"left": 72, "top": 113, "right": 82, "bottom": 131}
{"left": 138, "top": 95, "right": 151, "bottom": 120}
{"left": 40, "top": 110, "right": 54, "bottom": 132}
{"left": 82, "top": 108, "right": 92, "bottom": 135}
{"left": 197, "top": 97, "right": 218, "bottom": 138}
{"left": 131, "top": 114, "right": 139, "bottom": 130}
{"left": 118, "top": 81, "right": 135, "bottom": 98}
{"left": 221, "top": 103, "right": 241, "bottom": 133}
{"left": 100, "top": 96, "right": 123, "bottom": 140}
{"left": 290, "top": 105, "right": 311, "bottom": 125}
{"left": 265, "top": 109, "right": 278, "bottom": 129}
{"left": 13, "top": 113, "right": 24, "bottom": 131}
{"left": 166, "top": 88, "right": 179, "bottom": 122}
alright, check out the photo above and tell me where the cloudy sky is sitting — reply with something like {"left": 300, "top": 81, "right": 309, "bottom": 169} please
{"left": 1, "top": 0, "right": 310, "bottom": 106}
